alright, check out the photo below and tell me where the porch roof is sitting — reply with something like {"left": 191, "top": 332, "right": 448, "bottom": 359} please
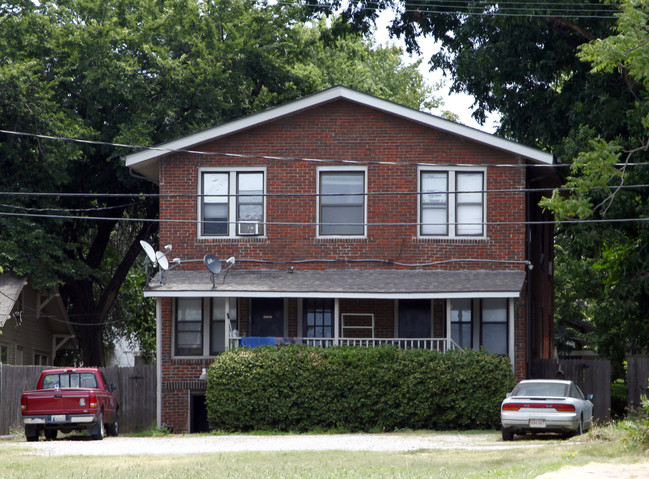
{"left": 0, "top": 273, "right": 26, "bottom": 327}
{"left": 143, "top": 269, "right": 526, "bottom": 299}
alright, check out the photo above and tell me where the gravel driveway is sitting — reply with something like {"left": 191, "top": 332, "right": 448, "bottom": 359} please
{"left": 6, "top": 432, "right": 535, "bottom": 456}
{"left": 6, "top": 434, "right": 649, "bottom": 477}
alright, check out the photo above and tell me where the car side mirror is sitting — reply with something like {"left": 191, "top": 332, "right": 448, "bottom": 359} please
{"left": 108, "top": 383, "right": 117, "bottom": 393}
{"left": 505, "top": 392, "right": 512, "bottom": 398}
{"left": 586, "top": 394, "right": 594, "bottom": 401}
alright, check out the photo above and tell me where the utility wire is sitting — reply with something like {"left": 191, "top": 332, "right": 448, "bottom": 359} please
{"left": 283, "top": 0, "right": 624, "bottom": 18}
{"left": 4, "top": 182, "right": 649, "bottom": 200}
{"left": 1, "top": 128, "right": 565, "bottom": 169}
{"left": 0, "top": 209, "right": 647, "bottom": 227}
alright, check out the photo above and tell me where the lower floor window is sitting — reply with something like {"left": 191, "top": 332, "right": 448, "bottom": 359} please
{"left": 481, "top": 298, "right": 508, "bottom": 355}
{"left": 303, "top": 298, "right": 334, "bottom": 338}
{"left": 450, "top": 298, "right": 509, "bottom": 355}
{"left": 175, "top": 298, "right": 203, "bottom": 356}
{"left": 175, "top": 298, "right": 238, "bottom": 357}
{"left": 451, "top": 299, "right": 473, "bottom": 349}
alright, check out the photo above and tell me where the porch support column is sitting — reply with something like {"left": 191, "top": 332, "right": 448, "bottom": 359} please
{"left": 508, "top": 298, "right": 515, "bottom": 369}
{"left": 334, "top": 298, "right": 340, "bottom": 346}
{"left": 445, "top": 300, "right": 452, "bottom": 352}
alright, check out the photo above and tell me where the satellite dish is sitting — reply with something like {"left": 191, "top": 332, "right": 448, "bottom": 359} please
{"left": 204, "top": 254, "right": 222, "bottom": 275}
{"left": 156, "top": 251, "right": 170, "bottom": 270}
{"left": 140, "top": 241, "right": 157, "bottom": 264}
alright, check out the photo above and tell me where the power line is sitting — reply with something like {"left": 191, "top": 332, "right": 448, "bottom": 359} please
{"left": 2, "top": 128, "right": 567, "bottom": 169}
{"left": 288, "top": 0, "right": 624, "bottom": 19}
{"left": 5, "top": 128, "right": 649, "bottom": 171}
{"left": 0, "top": 209, "right": 647, "bottom": 227}
{"left": 5, "top": 180, "right": 649, "bottom": 201}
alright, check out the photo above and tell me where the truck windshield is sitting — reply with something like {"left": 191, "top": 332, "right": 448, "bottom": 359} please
{"left": 42, "top": 373, "right": 97, "bottom": 389}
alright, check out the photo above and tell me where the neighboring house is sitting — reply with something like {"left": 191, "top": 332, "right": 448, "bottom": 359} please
{"left": 0, "top": 273, "right": 77, "bottom": 365}
{"left": 123, "top": 86, "right": 557, "bottom": 433}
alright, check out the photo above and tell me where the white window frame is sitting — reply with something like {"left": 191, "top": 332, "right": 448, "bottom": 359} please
{"left": 446, "top": 298, "right": 513, "bottom": 362}
{"left": 173, "top": 298, "right": 237, "bottom": 358}
{"left": 317, "top": 166, "right": 368, "bottom": 238}
{"left": 198, "top": 167, "right": 267, "bottom": 238}
{"left": 418, "top": 167, "right": 487, "bottom": 238}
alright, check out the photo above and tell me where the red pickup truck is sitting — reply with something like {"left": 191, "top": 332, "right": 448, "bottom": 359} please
{"left": 21, "top": 368, "right": 119, "bottom": 441}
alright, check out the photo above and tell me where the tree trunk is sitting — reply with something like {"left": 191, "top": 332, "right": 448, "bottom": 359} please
{"left": 62, "top": 219, "right": 156, "bottom": 366}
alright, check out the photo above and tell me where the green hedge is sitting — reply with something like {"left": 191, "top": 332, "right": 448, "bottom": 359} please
{"left": 205, "top": 345, "right": 515, "bottom": 432}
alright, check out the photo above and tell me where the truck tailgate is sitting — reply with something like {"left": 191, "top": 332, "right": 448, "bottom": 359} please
{"left": 23, "top": 389, "right": 94, "bottom": 415}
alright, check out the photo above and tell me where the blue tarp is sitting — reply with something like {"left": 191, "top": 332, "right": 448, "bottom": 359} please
{"left": 240, "top": 336, "right": 277, "bottom": 348}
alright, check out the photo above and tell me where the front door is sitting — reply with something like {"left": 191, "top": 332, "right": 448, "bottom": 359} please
{"left": 251, "top": 298, "right": 284, "bottom": 337}
{"left": 398, "top": 299, "right": 432, "bottom": 337}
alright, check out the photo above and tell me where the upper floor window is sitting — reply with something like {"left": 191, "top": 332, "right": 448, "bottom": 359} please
{"left": 318, "top": 168, "right": 366, "bottom": 236}
{"left": 201, "top": 169, "right": 265, "bottom": 237}
{"left": 420, "top": 169, "right": 485, "bottom": 237}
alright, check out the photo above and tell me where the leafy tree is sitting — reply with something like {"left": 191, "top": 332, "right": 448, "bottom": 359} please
{"left": 291, "top": 20, "right": 444, "bottom": 113}
{"left": 542, "top": 1, "right": 649, "bottom": 368}
{"left": 0, "top": 0, "right": 439, "bottom": 365}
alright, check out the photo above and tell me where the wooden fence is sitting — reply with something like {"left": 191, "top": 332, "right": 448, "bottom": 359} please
{"left": 529, "top": 359, "right": 611, "bottom": 422}
{"left": 0, "top": 364, "right": 156, "bottom": 436}
{"left": 627, "top": 357, "right": 649, "bottom": 410}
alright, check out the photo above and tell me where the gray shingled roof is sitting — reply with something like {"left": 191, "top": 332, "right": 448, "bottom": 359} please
{"left": 144, "top": 269, "right": 526, "bottom": 299}
{"left": 0, "top": 274, "right": 26, "bottom": 327}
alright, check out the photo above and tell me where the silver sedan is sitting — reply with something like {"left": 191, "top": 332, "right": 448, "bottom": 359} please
{"left": 500, "top": 379, "right": 594, "bottom": 441}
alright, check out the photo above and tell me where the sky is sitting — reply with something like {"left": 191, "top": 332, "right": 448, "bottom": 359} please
{"left": 373, "top": 10, "right": 500, "bottom": 133}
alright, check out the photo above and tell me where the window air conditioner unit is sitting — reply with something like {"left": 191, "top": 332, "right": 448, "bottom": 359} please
{"left": 237, "top": 221, "right": 261, "bottom": 236}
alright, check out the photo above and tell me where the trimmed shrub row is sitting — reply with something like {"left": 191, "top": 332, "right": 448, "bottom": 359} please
{"left": 205, "top": 345, "right": 515, "bottom": 432}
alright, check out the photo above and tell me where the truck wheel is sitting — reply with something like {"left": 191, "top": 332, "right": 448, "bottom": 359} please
{"left": 25, "top": 426, "right": 39, "bottom": 442}
{"left": 107, "top": 413, "right": 119, "bottom": 437}
{"left": 44, "top": 429, "right": 58, "bottom": 441}
{"left": 91, "top": 412, "right": 105, "bottom": 440}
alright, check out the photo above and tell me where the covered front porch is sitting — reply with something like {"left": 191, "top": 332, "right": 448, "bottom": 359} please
{"left": 225, "top": 294, "right": 462, "bottom": 352}
{"left": 147, "top": 268, "right": 525, "bottom": 362}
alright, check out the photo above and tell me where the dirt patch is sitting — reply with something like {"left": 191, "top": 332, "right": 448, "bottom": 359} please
{"left": 536, "top": 462, "right": 649, "bottom": 479}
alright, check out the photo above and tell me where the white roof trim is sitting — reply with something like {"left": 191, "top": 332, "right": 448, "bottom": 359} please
{"left": 144, "top": 290, "right": 521, "bottom": 299}
{"left": 123, "top": 86, "right": 553, "bottom": 177}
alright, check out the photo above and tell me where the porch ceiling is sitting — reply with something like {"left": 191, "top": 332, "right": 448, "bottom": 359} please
{"left": 143, "top": 269, "right": 526, "bottom": 299}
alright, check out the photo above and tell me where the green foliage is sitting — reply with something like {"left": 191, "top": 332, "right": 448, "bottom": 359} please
{"left": 205, "top": 345, "right": 515, "bottom": 432}
{"left": 621, "top": 390, "right": 649, "bottom": 447}
{"left": 291, "top": 19, "right": 442, "bottom": 112}
{"left": 0, "top": 0, "right": 438, "bottom": 364}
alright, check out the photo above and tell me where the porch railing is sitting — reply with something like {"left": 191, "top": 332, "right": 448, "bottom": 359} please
{"left": 229, "top": 337, "right": 463, "bottom": 353}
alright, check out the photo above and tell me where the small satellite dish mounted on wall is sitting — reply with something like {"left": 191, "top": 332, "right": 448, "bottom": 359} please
{"left": 204, "top": 254, "right": 222, "bottom": 289}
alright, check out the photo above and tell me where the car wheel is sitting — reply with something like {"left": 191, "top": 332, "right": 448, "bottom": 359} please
{"left": 569, "top": 416, "right": 584, "bottom": 438}
{"left": 91, "top": 412, "right": 105, "bottom": 440}
{"left": 107, "top": 413, "right": 119, "bottom": 437}
{"left": 44, "top": 428, "right": 58, "bottom": 441}
{"left": 502, "top": 428, "right": 514, "bottom": 441}
{"left": 25, "top": 426, "right": 39, "bottom": 442}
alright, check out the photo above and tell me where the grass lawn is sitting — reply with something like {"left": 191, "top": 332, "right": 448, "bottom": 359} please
{"left": 1, "top": 429, "right": 646, "bottom": 478}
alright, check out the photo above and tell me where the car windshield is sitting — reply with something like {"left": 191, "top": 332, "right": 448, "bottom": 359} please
{"left": 42, "top": 373, "right": 97, "bottom": 389}
{"left": 512, "top": 382, "right": 568, "bottom": 397}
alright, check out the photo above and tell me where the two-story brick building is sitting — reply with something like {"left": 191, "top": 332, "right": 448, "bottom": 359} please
{"left": 124, "top": 86, "right": 556, "bottom": 432}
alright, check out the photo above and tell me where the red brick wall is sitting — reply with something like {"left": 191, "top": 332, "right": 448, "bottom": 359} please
{"left": 156, "top": 99, "right": 537, "bottom": 430}
{"left": 158, "top": 100, "right": 527, "bottom": 272}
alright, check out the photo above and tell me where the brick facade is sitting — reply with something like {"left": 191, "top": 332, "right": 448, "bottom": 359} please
{"left": 132, "top": 91, "right": 554, "bottom": 433}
